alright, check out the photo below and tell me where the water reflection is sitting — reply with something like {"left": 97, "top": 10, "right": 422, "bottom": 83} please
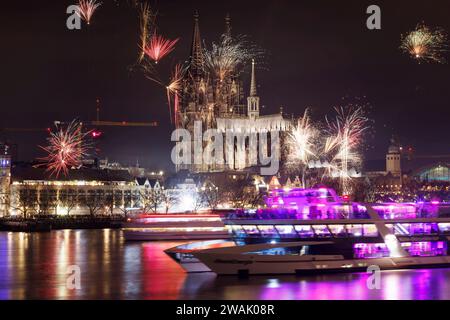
{"left": 0, "top": 230, "right": 449, "bottom": 299}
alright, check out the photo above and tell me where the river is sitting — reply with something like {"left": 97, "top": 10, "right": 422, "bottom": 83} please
{"left": 0, "top": 229, "right": 449, "bottom": 300}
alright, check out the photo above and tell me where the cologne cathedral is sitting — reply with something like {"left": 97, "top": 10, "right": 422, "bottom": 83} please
{"left": 176, "top": 12, "right": 291, "bottom": 173}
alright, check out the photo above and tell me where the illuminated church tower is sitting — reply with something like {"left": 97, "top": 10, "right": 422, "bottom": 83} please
{"left": 386, "top": 139, "right": 401, "bottom": 176}
{"left": 0, "top": 144, "right": 11, "bottom": 217}
{"left": 247, "top": 59, "right": 260, "bottom": 120}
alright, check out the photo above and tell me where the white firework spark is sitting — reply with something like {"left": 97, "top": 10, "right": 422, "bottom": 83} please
{"left": 203, "top": 34, "right": 263, "bottom": 82}
{"left": 285, "top": 109, "right": 318, "bottom": 187}
{"left": 400, "top": 23, "right": 448, "bottom": 63}
{"left": 323, "top": 106, "right": 369, "bottom": 195}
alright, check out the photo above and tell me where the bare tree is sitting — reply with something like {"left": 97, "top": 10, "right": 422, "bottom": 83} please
{"left": 12, "top": 186, "right": 38, "bottom": 218}
{"left": 35, "top": 189, "right": 58, "bottom": 216}
{"left": 161, "top": 190, "right": 179, "bottom": 213}
{"left": 198, "top": 184, "right": 220, "bottom": 210}
{"left": 81, "top": 191, "right": 103, "bottom": 217}
{"left": 140, "top": 188, "right": 165, "bottom": 213}
{"left": 58, "top": 189, "right": 79, "bottom": 216}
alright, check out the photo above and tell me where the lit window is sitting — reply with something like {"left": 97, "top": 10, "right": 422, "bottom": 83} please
{"left": 257, "top": 225, "right": 279, "bottom": 237}
{"left": 275, "top": 225, "right": 296, "bottom": 237}
{"left": 362, "top": 224, "right": 378, "bottom": 237}
{"left": 328, "top": 224, "right": 347, "bottom": 237}
{"left": 242, "top": 225, "right": 260, "bottom": 235}
{"left": 312, "top": 225, "right": 331, "bottom": 237}
{"left": 294, "top": 225, "right": 314, "bottom": 238}
{"left": 346, "top": 224, "right": 363, "bottom": 237}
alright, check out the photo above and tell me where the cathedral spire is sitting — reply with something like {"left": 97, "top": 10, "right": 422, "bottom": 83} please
{"left": 225, "top": 13, "right": 232, "bottom": 36}
{"left": 189, "top": 10, "right": 204, "bottom": 78}
{"left": 250, "top": 59, "right": 257, "bottom": 97}
{"left": 247, "top": 59, "right": 260, "bottom": 119}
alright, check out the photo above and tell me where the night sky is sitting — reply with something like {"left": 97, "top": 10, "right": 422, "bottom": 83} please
{"left": 2, "top": 0, "right": 450, "bottom": 172}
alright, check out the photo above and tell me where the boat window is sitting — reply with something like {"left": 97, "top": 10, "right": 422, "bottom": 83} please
{"left": 438, "top": 223, "right": 450, "bottom": 233}
{"left": 408, "top": 223, "right": 439, "bottom": 235}
{"left": 242, "top": 225, "right": 260, "bottom": 235}
{"left": 328, "top": 224, "right": 347, "bottom": 237}
{"left": 353, "top": 243, "right": 389, "bottom": 259}
{"left": 346, "top": 224, "right": 363, "bottom": 237}
{"left": 275, "top": 225, "right": 296, "bottom": 236}
{"left": 231, "top": 225, "right": 246, "bottom": 237}
{"left": 311, "top": 225, "right": 331, "bottom": 237}
{"left": 257, "top": 225, "right": 279, "bottom": 237}
{"left": 362, "top": 224, "right": 378, "bottom": 237}
{"left": 401, "top": 241, "right": 447, "bottom": 257}
{"left": 294, "top": 225, "right": 314, "bottom": 238}
{"left": 392, "top": 223, "right": 411, "bottom": 235}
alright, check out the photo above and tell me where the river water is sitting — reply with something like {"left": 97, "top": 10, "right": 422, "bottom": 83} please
{"left": 0, "top": 229, "right": 449, "bottom": 300}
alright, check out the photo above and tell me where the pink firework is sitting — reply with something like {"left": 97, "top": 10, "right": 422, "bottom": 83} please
{"left": 166, "top": 64, "right": 183, "bottom": 123}
{"left": 39, "top": 121, "right": 92, "bottom": 177}
{"left": 144, "top": 32, "right": 179, "bottom": 64}
{"left": 76, "top": 0, "right": 101, "bottom": 25}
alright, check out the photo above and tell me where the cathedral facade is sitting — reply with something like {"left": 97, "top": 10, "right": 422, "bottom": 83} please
{"left": 175, "top": 12, "right": 292, "bottom": 174}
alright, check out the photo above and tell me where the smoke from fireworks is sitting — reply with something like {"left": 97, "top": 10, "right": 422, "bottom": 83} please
{"left": 324, "top": 106, "right": 369, "bottom": 195}
{"left": 285, "top": 109, "right": 318, "bottom": 187}
{"left": 400, "top": 23, "right": 448, "bottom": 63}
{"left": 39, "top": 121, "right": 92, "bottom": 177}
{"left": 203, "top": 34, "right": 263, "bottom": 82}
{"left": 76, "top": 0, "right": 101, "bottom": 25}
{"left": 143, "top": 32, "right": 179, "bottom": 64}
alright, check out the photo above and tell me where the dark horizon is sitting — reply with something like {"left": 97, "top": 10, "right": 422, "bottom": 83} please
{"left": 1, "top": 0, "right": 450, "bottom": 172}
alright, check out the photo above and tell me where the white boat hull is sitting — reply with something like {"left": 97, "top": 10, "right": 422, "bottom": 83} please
{"left": 193, "top": 252, "right": 450, "bottom": 275}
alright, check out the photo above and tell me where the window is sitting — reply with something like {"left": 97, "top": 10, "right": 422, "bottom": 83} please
{"left": 346, "top": 224, "right": 363, "bottom": 237}
{"left": 438, "top": 223, "right": 450, "bottom": 233}
{"left": 328, "top": 225, "right": 347, "bottom": 237}
{"left": 312, "top": 225, "right": 331, "bottom": 237}
{"left": 362, "top": 224, "right": 378, "bottom": 237}
{"left": 242, "top": 225, "right": 260, "bottom": 235}
{"left": 294, "top": 225, "right": 314, "bottom": 238}
{"left": 275, "top": 225, "right": 296, "bottom": 237}
{"left": 231, "top": 225, "right": 246, "bottom": 237}
{"left": 257, "top": 225, "right": 279, "bottom": 237}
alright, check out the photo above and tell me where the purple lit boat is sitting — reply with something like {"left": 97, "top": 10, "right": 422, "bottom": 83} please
{"left": 166, "top": 188, "right": 450, "bottom": 275}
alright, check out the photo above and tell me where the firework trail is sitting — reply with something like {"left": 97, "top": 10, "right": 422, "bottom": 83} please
{"left": 143, "top": 32, "right": 179, "bottom": 64}
{"left": 203, "top": 34, "right": 263, "bottom": 82}
{"left": 138, "top": 3, "right": 156, "bottom": 62}
{"left": 400, "top": 23, "right": 448, "bottom": 63}
{"left": 76, "top": 0, "right": 101, "bottom": 25}
{"left": 324, "top": 106, "right": 369, "bottom": 195}
{"left": 285, "top": 109, "right": 318, "bottom": 187}
{"left": 38, "top": 121, "right": 92, "bottom": 177}
{"left": 166, "top": 64, "right": 184, "bottom": 123}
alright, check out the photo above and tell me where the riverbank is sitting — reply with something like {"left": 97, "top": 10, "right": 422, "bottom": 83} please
{"left": 0, "top": 216, "right": 125, "bottom": 232}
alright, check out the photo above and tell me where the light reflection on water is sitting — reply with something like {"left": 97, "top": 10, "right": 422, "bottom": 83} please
{"left": 0, "top": 229, "right": 449, "bottom": 300}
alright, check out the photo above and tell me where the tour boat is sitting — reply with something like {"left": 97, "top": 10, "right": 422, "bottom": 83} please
{"left": 122, "top": 213, "right": 230, "bottom": 241}
{"left": 166, "top": 187, "right": 450, "bottom": 275}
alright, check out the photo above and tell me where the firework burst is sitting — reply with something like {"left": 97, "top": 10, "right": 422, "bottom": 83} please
{"left": 76, "top": 0, "right": 101, "bottom": 25}
{"left": 203, "top": 34, "right": 263, "bottom": 82}
{"left": 143, "top": 32, "right": 179, "bottom": 64}
{"left": 166, "top": 64, "right": 184, "bottom": 123}
{"left": 324, "top": 106, "right": 369, "bottom": 195}
{"left": 138, "top": 3, "right": 156, "bottom": 62}
{"left": 400, "top": 23, "right": 448, "bottom": 63}
{"left": 39, "top": 121, "right": 92, "bottom": 177}
{"left": 285, "top": 109, "right": 318, "bottom": 187}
